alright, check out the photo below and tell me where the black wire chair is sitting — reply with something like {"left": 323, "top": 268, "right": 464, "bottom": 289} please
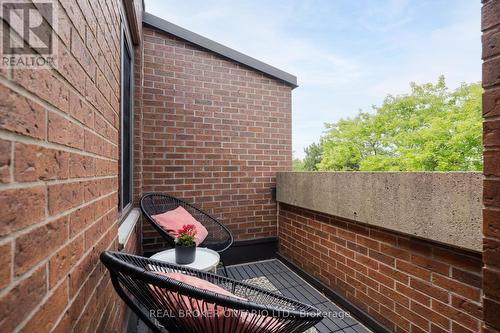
{"left": 101, "top": 251, "right": 324, "bottom": 333}
{"left": 140, "top": 193, "right": 234, "bottom": 275}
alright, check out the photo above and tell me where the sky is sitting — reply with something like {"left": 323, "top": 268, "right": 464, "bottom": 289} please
{"left": 144, "top": 0, "right": 482, "bottom": 159}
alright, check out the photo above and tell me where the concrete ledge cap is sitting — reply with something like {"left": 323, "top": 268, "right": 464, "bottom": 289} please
{"left": 277, "top": 172, "right": 482, "bottom": 252}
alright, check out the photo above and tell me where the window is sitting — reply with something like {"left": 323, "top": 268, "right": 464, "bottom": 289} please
{"left": 120, "top": 28, "right": 133, "bottom": 214}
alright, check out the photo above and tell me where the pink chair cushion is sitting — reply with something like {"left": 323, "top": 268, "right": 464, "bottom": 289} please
{"left": 151, "top": 206, "right": 208, "bottom": 245}
{"left": 155, "top": 272, "right": 244, "bottom": 300}
{"left": 149, "top": 272, "right": 243, "bottom": 332}
{"left": 149, "top": 272, "right": 282, "bottom": 333}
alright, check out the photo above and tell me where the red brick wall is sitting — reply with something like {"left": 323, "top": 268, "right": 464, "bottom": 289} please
{"left": 0, "top": 0, "right": 141, "bottom": 332}
{"left": 278, "top": 203, "right": 483, "bottom": 333}
{"left": 139, "top": 26, "right": 293, "bottom": 253}
{"left": 482, "top": 1, "right": 500, "bottom": 332}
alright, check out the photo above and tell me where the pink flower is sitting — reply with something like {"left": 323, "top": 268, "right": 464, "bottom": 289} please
{"left": 176, "top": 224, "right": 197, "bottom": 240}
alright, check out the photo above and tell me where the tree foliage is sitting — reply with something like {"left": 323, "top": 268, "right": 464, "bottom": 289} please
{"left": 292, "top": 158, "right": 306, "bottom": 171}
{"left": 293, "top": 143, "right": 324, "bottom": 171}
{"left": 302, "top": 143, "right": 323, "bottom": 171}
{"left": 302, "top": 77, "right": 483, "bottom": 171}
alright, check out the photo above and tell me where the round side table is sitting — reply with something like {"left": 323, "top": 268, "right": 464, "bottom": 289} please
{"left": 150, "top": 247, "right": 220, "bottom": 273}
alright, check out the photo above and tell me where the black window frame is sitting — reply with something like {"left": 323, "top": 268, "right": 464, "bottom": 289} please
{"left": 119, "top": 24, "right": 134, "bottom": 218}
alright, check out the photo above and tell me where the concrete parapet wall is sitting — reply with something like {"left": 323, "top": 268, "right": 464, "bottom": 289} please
{"left": 277, "top": 172, "right": 482, "bottom": 251}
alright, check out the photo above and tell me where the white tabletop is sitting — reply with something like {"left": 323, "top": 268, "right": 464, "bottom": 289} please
{"left": 150, "top": 247, "right": 220, "bottom": 272}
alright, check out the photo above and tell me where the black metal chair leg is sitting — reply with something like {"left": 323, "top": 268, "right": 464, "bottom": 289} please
{"left": 221, "top": 259, "right": 229, "bottom": 277}
{"left": 218, "top": 253, "right": 229, "bottom": 277}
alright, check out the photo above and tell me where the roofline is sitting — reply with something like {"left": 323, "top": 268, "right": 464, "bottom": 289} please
{"left": 143, "top": 12, "right": 298, "bottom": 88}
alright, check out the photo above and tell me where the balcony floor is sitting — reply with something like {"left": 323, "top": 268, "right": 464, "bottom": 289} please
{"left": 132, "top": 259, "right": 372, "bottom": 333}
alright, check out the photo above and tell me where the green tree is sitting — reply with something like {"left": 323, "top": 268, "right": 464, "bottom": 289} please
{"left": 292, "top": 143, "right": 324, "bottom": 171}
{"left": 293, "top": 158, "right": 305, "bottom": 171}
{"left": 302, "top": 143, "right": 323, "bottom": 171}
{"left": 317, "top": 77, "right": 482, "bottom": 171}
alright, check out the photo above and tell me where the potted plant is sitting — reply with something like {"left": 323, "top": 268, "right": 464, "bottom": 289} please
{"left": 175, "top": 224, "right": 197, "bottom": 264}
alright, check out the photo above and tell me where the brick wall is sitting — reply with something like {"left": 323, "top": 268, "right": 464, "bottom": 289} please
{"left": 482, "top": 1, "right": 500, "bottom": 332}
{"left": 0, "top": 0, "right": 141, "bottom": 332}
{"left": 278, "top": 203, "right": 483, "bottom": 333}
{"left": 138, "top": 26, "right": 293, "bottom": 253}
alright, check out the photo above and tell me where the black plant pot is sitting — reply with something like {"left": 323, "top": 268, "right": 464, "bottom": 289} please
{"left": 175, "top": 244, "right": 196, "bottom": 264}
